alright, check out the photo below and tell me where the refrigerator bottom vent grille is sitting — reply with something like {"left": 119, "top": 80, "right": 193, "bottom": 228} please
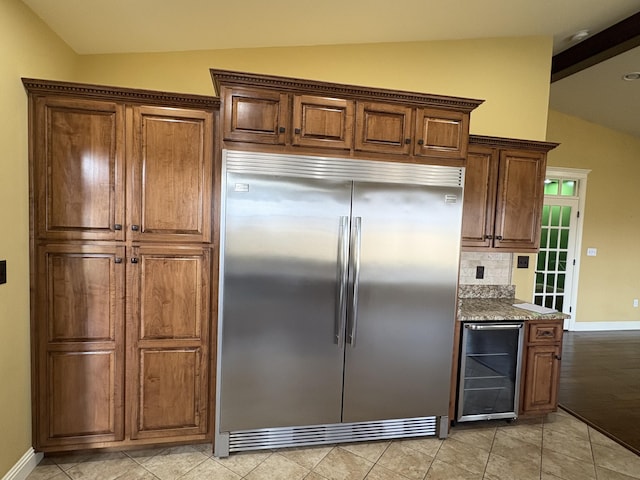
{"left": 228, "top": 417, "right": 437, "bottom": 452}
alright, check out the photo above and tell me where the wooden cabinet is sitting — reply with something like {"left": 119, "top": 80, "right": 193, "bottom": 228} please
{"left": 35, "top": 244, "right": 125, "bottom": 447}
{"left": 128, "top": 105, "right": 213, "bottom": 243}
{"left": 24, "top": 79, "right": 218, "bottom": 452}
{"left": 461, "top": 136, "right": 558, "bottom": 252}
{"left": 521, "top": 320, "right": 563, "bottom": 415}
{"left": 128, "top": 246, "right": 211, "bottom": 441}
{"left": 292, "top": 95, "right": 354, "bottom": 149}
{"left": 213, "top": 69, "right": 482, "bottom": 165}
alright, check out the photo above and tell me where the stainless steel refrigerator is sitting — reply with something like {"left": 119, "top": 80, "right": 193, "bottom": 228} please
{"left": 215, "top": 150, "right": 464, "bottom": 456}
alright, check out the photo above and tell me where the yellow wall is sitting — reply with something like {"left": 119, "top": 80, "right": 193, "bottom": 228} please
{"left": 0, "top": 0, "right": 77, "bottom": 475}
{"left": 75, "top": 36, "right": 553, "bottom": 141}
{"left": 546, "top": 110, "right": 640, "bottom": 323}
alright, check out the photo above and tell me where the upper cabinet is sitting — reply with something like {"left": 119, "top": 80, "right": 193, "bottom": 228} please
{"left": 212, "top": 69, "right": 483, "bottom": 166}
{"left": 461, "top": 135, "right": 558, "bottom": 252}
{"left": 26, "top": 80, "right": 217, "bottom": 243}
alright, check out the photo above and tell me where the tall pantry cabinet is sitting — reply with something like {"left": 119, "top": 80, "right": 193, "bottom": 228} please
{"left": 23, "top": 79, "right": 219, "bottom": 451}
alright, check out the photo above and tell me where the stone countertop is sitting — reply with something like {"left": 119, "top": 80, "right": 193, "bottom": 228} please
{"left": 458, "top": 296, "right": 570, "bottom": 322}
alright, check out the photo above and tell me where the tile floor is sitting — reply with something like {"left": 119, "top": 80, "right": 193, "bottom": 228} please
{"left": 27, "top": 410, "right": 640, "bottom": 480}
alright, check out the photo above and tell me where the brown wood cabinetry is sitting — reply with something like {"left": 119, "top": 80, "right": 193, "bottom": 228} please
{"left": 24, "top": 79, "right": 218, "bottom": 452}
{"left": 461, "top": 136, "right": 558, "bottom": 252}
{"left": 212, "top": 69, "right": 482, "bottom": 165}
{"left": 520, "top": 320, "right": 563, "bottom": 415}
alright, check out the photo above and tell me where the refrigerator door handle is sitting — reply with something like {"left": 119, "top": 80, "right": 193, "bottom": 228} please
{"left": 336, "top": 216, "right": 350, "bottom": 347}
{"left": 348, "top": 216, "right": 362, "bottom": 346}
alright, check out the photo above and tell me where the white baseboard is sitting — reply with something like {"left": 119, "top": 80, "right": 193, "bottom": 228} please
{"left": 1, "top": 448, "right": 43, "bottom": 480}
{"left": 570, "top": 321, "right": 640, "bottom": 331}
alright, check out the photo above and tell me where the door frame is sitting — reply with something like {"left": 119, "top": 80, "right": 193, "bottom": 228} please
{"left": 543, "top": 167, "right": 590, "bottom": 331}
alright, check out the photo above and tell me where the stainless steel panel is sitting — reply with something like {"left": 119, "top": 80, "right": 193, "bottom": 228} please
{"left": 342, "top": 181, "right": 463, "bottom": 422}
{"left": 219, "top": 172, "right": 352, "bottom": 431}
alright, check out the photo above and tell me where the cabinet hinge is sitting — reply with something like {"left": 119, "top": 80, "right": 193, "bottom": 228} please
{"left": 569, "top": 306, "right": 572, "bottom": 313}
{"left": 572, "top": 259, "right": 576, "bottom": 266}
{"left": 577, "top": 211, "right": 580, "bottom": 218}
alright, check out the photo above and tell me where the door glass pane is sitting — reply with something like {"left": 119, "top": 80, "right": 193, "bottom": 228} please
{"left": 547, "top": 251, "right": 557, "bottom": 271}
{"left": 537, "top": 252, "right": 546, "bottom": 271}
{"left": 541, "top": 205, "right": 550, "bottom": 225}
{"left": 540, "top": 229, "right": 548, "bottom": 248}
{"left": 555, "top": 296, "right": 564, "bottom": 311}
{"left": 549, "top": 228, "right": 559, "bottom": 249}
{"left": 550, "top": 206, "right": 561, "bottom": 226}
{"left": 560, "top": 230, "right": 569, "bottom": 249}
{"left": 561, "top": 180, "right": 577, "bottom": 196}
{"left": 544, "top": 179, "right": 559, "bottom": 195}
{"left": 545, "top": 296, "right": 554, "bottom": 308}
{"left": 535, "top": 273, "right": 544, "bottom": 293}
{"left": 558, "top": 274, "right": 565, "bottom": 290}
{"left": 559, "top": 252, "right": 567, "bottom": 272}
{"left": 561, "top": 206, "right": 572, "bottom": 227}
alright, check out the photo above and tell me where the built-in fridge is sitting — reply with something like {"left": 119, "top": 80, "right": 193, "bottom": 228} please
{"left": 215, "top": 150, "right": 464, "bottom": 456}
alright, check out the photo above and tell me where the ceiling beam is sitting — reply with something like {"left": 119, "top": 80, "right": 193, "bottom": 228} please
{"left": 551, "top": 11, "right": 640, "bottom": 83}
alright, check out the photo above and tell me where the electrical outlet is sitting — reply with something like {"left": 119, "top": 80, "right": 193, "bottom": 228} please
{"left": 517, "top": 256, "right": 529, "bottom": 268}
{"left": 476, "top": 266, "right": 485, "bottom": 279}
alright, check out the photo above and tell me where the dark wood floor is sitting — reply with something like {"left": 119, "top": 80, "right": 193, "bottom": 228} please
{"left": 559, "top": 330, "right": 640, "bottom": 455}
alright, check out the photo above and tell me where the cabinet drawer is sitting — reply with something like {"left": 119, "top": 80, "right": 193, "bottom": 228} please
{"left": 527, "top": 322, "right": 562, "bottom": 343}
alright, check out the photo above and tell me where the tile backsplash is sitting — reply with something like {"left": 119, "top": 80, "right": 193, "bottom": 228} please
{"left": 459, "top": 252, "right": 512, "bottom": 285}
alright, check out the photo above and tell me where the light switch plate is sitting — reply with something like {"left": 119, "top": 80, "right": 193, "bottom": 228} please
{"left": 587, "top": 248, "right": 597, "bottom": 257}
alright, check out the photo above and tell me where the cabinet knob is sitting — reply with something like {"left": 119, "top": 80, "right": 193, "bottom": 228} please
{"left": 554, "top": 354, "right": 562, "bottom": 360}
{"left": 404, "top": 138, "right": 411, "bottom": 145}
{"left": 279, "top": 126, "right": 286, "bottom": 133}
{"left": 496, "top": 235, "right": 503, "bottom": 241}
{"left": 114, "top": 257, "right": 123, "bottom": 264}
{"left": 131, "top": 257, "right": 139, "bottom": 264}
{"left": 485, "top": 234, "right": 493, "bottom": 240}
{"left": 417, "top": 139, "right": 424, "bottom": 146}
{"left": 114, "top": 224, "right": 122, "bottom": 231}
{"left": 131, "top": 225, "right": 140, "bottom": 231}
{"left": 294, "top": 128, "right": 301, "bottom": 135}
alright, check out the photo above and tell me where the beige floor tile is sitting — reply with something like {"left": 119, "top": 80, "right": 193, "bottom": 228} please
{"left": 376, "top": 442, "right": 433, "bottom": 480}
{"left": 64, "top": 452, "right": 149, "bottom": 480}
{"left": 424, "top": 459, "right": 483, "bottom": 480}
{"left": 176, "top": 458, "right": 240, "bottom": 480}
{"left": 26, "top": 459, "right": 69, "bottom": 480}
{"left": 245, "top": 453, "right": 309, "bottom": 480}
{"left": 364, "top": 464, "right": 411, "bottom": 480}
{"left": 541, "top": 449, "right": 596, "bottom": 480}
{"left": 483, "top": 452, "right": 541, "bottom": 480}
{"left": 591, "top": 441, "right": 640, "bottom": 479}
{"left": 491, "top": 429, "right": 541, "bottom": 468}
{"left": 49, "top": 453, "right": 98, "bottom": 472}
{"left": 542, "top": 427, "right": 593, "bottom": 462}
{"left": 213, "top": 450, "right": 272, "bottom": 477}
{"left": 596, "top": 466, "right": 640, "bottom": 480}
{"left": 394, "top": 436, "right": 443, "bottom": 457}
{"left": 189, "top": 443, "right": 213, "bottom": 456}
{"left": 543, "top": 411, "right": 590, "bottom": 440}
{"left": 497, "top": 422, "right": 543, "bottom": 447}
{"left": 304, "top": 472, "right": 329, "bottom": 480}
{"left": 540, "top": 473, "right": 565, "bottom": 480}
{"left": 312, "top": 447, "right": 373, "bottom": 480}
{"left": 141, "top": 446, "right": 208, "bottom": 480}
{"left": 588, "top": 427, "right": 626, "bottom": 449}
{"left": 279, "top": 445, "right": 334, "bottom": 469}
{"left": 434, "top": 437, "right": 489, "bottom": 475}
{"left": 124, "top": 446, "right": 168, "bottom": 465}
{"left": 448, "top": 426, "right": 495, "bottom": 452}
{"left": 340, "top": 441, "right": 389, "bottom": 463}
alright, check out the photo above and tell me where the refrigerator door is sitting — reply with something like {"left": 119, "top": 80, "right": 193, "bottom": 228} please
{"left": 342, "top": 181, "right": 463, "bottom": 422}
{"left": 219, "top": 172, "right": 352, "bottom": 431}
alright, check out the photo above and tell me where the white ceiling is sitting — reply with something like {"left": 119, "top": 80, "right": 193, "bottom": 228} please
{"left": 21, "top": 0, "right": 640, "bottom": 138}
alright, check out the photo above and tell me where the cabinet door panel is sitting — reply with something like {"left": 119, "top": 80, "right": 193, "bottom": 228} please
{"left": 129, "top": 246, "right": 210, "bottom": 440}
{"left": 49, "top": 351, "right": 119, "bottom": 438}
{"left": 137, "top": 348, "right": 202, "bottom": 432}
{"left": 522, "top": 344, "right": 560, "bottom": 413}
{"left": 129, "top": 106, "right": 213, "bottom": 243}
{"left": 36, "top": 244, "right": 125, "bottom": 448}
{"left": 34, "top": 97, "right": 125, "bottom": 241}
{"left": 222, "top": 86, "right": 288, "bottom": 144}
{"left": 414, "top": 108, "right": 468, "bottom": 159}
{"left": 355, "top": 102, "right": 412, "bottom": 154}
{"left": 292, "top": 95, "right": 354, "bottom": 149}
{"left": 461, "top": 147, "right": 498, "bottom": 248}
{"left": 494, "top": 150, "right": 545, "bottom": 250}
